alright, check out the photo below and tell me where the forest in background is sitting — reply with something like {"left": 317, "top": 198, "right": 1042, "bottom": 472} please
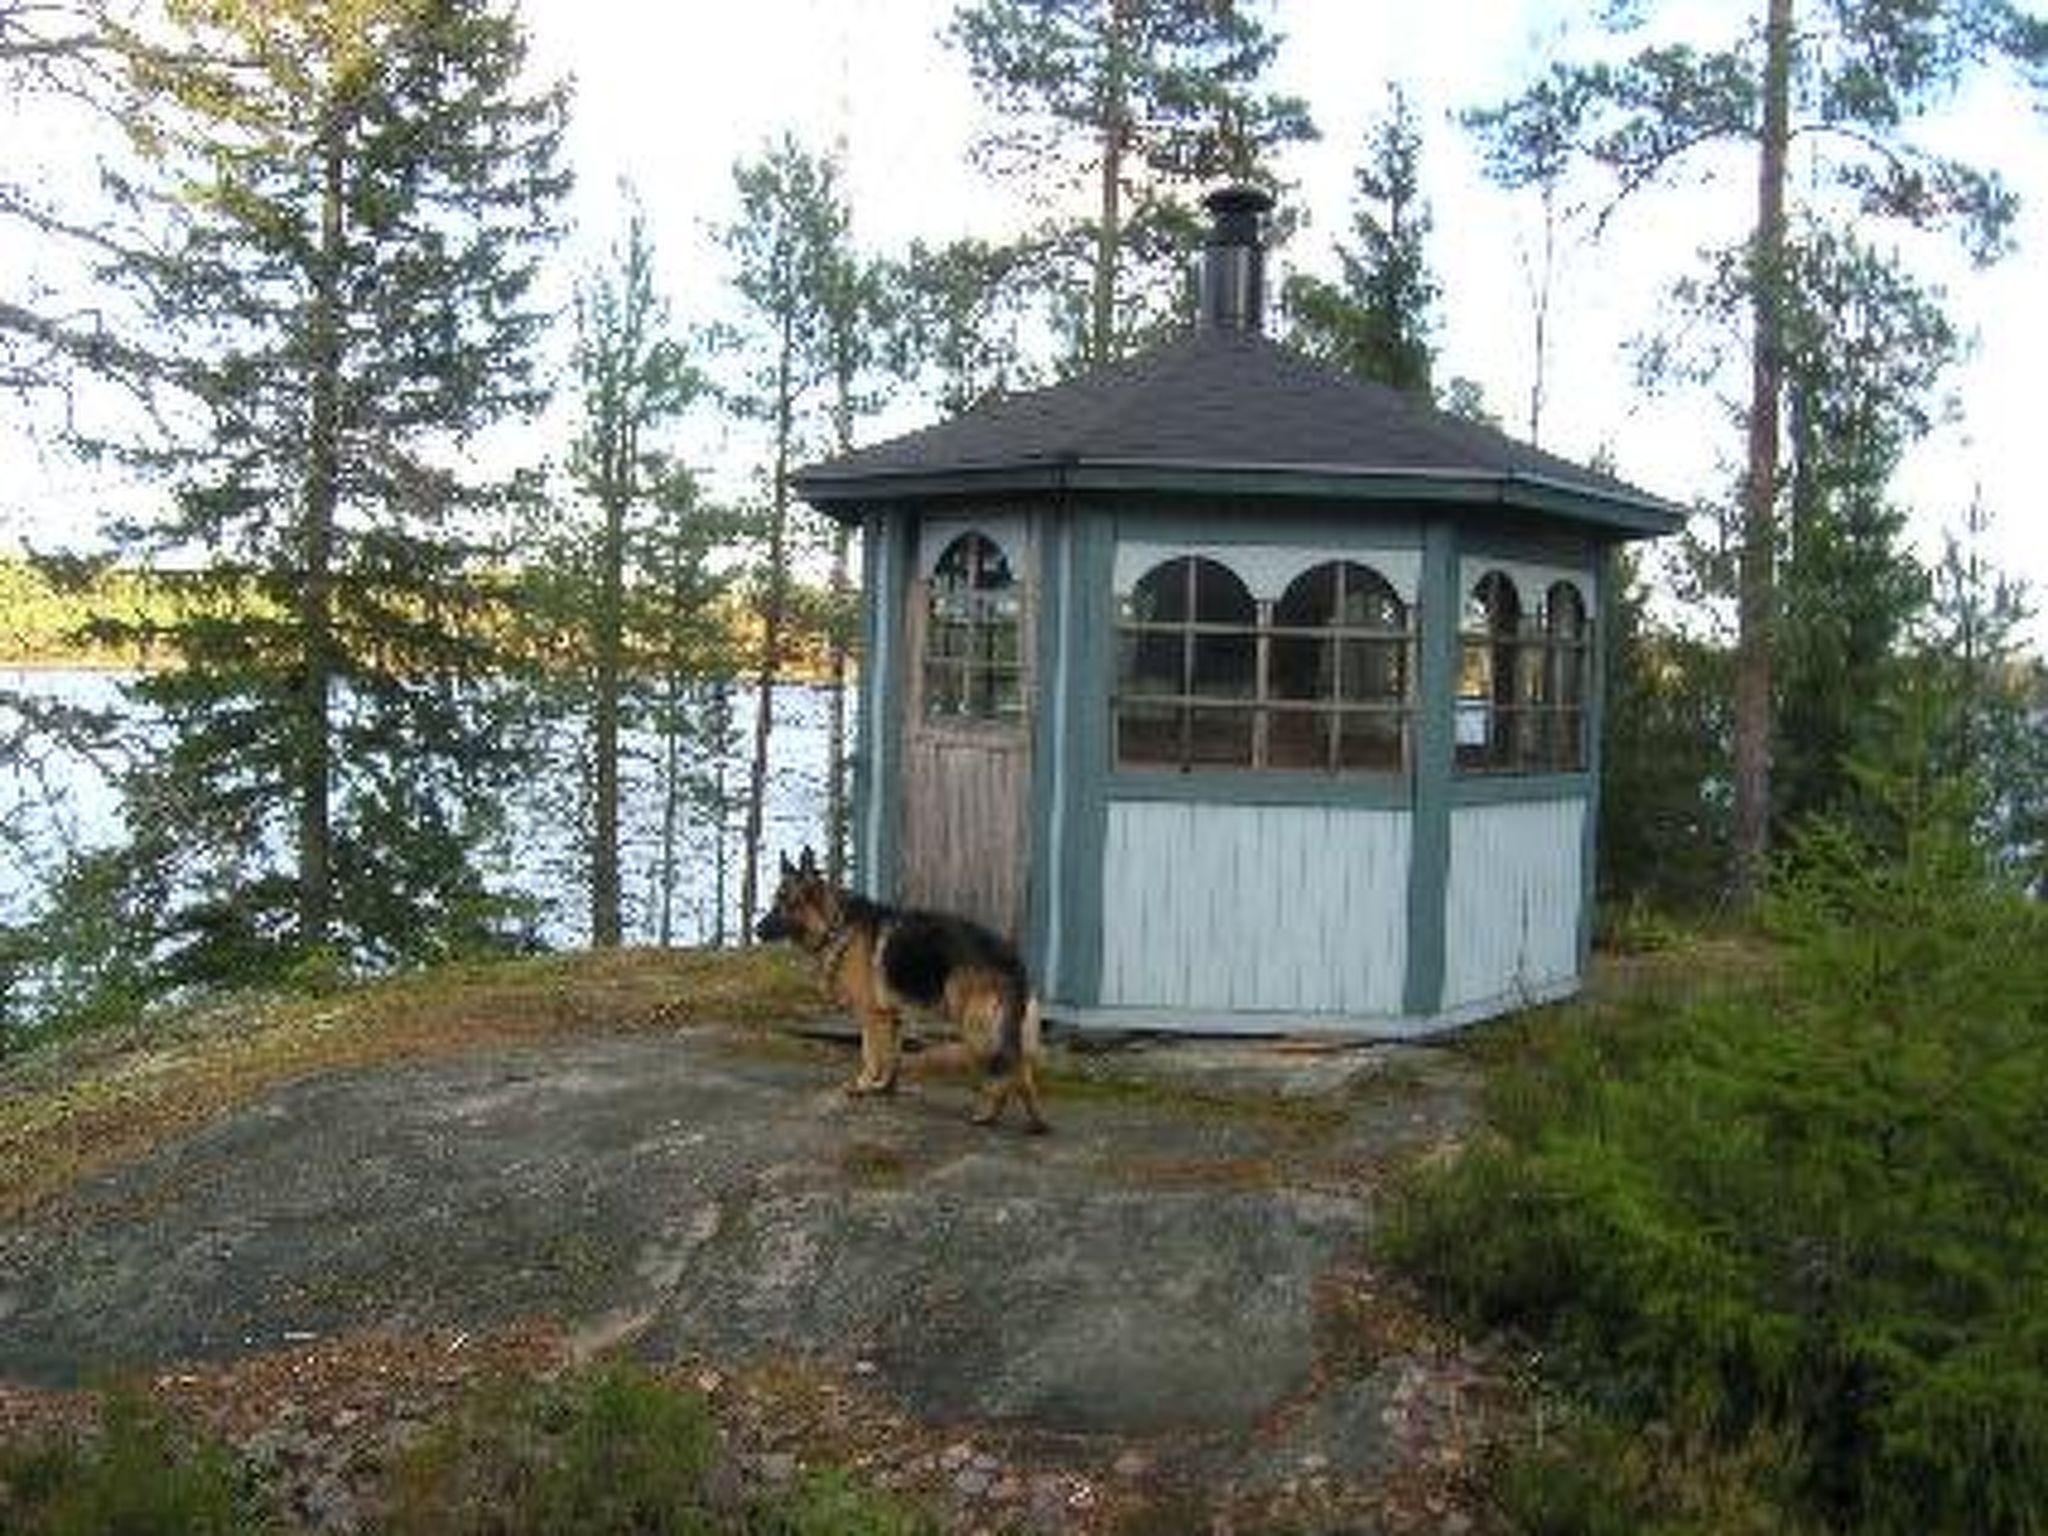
{"left": 4, "top": 5, "right": 2048, "bottom": 1529}
{"left": 2, "top": 0, "right": 2044, "bottom": 1027}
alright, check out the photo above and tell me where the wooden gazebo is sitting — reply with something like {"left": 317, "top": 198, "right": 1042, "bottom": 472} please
{"left": 796, "top": 188, "right": 1683, "bottom": 1036}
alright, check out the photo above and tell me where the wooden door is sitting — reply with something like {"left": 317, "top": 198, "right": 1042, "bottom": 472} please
{"left": 899, "top": 524, "right": 1033, "bottom": 939}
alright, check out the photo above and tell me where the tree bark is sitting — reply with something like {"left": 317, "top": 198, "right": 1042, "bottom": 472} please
{"left": 298, "top": 113, "right": 343, "bottom": 951}
{"left": 1731, "top": 0, "right": 1793, "bottom": 909}
{"left": 1092, "top": 0, "right": 1129, "bottom": 365}
{"left": 591, "top": 460, "right": 625, "bottom": 946}
{"left": 738, "top": 306, "right": 795, "bottom": 940}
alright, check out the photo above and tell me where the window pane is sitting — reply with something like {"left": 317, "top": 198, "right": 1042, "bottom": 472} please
{"left": 1545, "top": 581, "right": 1586, "bottom": 639}
{"left": 1119, "top": 630, "right": 1183, "bottom": 695}
{"left": 925, "top": 662, "right": 964, "bottom": 718}
{"left": 1191, "top": 557, "right": 1255, "bottom": 625}
{"left": 1338, "top": 712, "right": 1405, "bottom": 772}
{"left": 1266, "top": 708, "right": 1330, "bottom": 769}
{"left": 1128, "top": 559, "right": 1190, "bottom": 624}
{"left": 925, "top": 531, "right": 1023, "bottom": 723}
{"left": 1276, "top": 561, "right": 1339, "bottom": 627}
{"left": 1341, "top": 638, "right": 1406, "bottom": 703}
{"left": 1191, "top": 632, "right": 1256, "bottom": 698}
{"left": 1343, "top": 569, "right": 1406, "bottom": 631}
{"left": 1188, "top": 706, "right": 1254, "bottom": 766}
{"left": 1117, "top": 701, "right": 1182, "bottom": 766}
{"left": 1516, "top": 641, "right": 1545, "bottom": 706}
{"left": 1269, "top": 633, "right": 1327, "bottom": 701}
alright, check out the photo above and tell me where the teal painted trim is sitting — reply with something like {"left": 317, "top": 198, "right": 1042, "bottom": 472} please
{"left": 799, "top": 463, "right": 1684, "bottom": 537}
{"left": 1449, "top": 772, "right": 1595, "bottom": 806}
{"left": 1579, "top": 548, "right": 1610, "bottom": 975}
{"left": 1108, "top": 769, "right": 1412, "bottom": 810}
{"left": 1404, "top": 519, "right": 1457, "bottom": 1017}
{"left": 851, "top": 515, "right": 881, "bottom": 895}
{"left": 1046, "top": 972, "right": 1582, "bottom": 1040}
{"left": 1025, "top": 508, "right": 1067, "bottom": 986}
{"left": 868, "top": 513, "right": 907, "bottom": 901}
{"left": 1061, "top": 511, "right": 1117, "bottom": 1006}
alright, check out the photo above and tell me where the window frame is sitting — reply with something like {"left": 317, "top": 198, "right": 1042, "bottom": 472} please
{"left": 920, "top": 531, "right": 1025, "bottom": 725}
{"left": 1456, "top": 570, "right": 1592, "bottom": 775}
{"left": 1113, "top": 553, "right": 1415, "bottom": 776}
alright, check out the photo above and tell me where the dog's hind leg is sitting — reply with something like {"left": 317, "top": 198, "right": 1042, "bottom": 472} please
{"left": 1013, "top": 998, "right": 1049, "bottom": 1134}
{"left": 874, "top": 1008, "right": 902, "bottom": 1093}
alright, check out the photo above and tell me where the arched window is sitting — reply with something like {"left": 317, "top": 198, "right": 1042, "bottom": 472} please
{"left": 1269, "top": 561, "right": 1410, "bottom": 771}
{"left": 923, "top": 532, "right": 1022, "bottom": 721}
{"left": 1114, "top": 554, "right": 1411, "bottom": 773}
{"left": 1115, "top": 556, "right": 1257, "bottom": 767}
{"left": 1540, "top": 581, "right": 1589, "bottom": 770}
{"left": 1457, "top": 572, "right": 1522, "bottom": 770}
{"left": 1457, "top": 571, "right": 1593, "bottom": 773}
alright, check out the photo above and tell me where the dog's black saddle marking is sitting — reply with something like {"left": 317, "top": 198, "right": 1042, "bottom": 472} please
{"left": 851, "top": 897, "right": 1026, "bottom": 1013}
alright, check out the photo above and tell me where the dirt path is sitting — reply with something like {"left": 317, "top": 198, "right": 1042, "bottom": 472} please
{"left": 0, "top": 1022, "right": 1497, "bottom": 1531}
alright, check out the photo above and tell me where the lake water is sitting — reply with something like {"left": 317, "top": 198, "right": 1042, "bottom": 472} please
{"left": 0, "top": 667, "right": 838, "bottom": 952}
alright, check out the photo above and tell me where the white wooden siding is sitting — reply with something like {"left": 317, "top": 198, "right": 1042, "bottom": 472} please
{"left": 1443, "top": 799, "right": 1585, "bottom": 1012}
{"left": 1099, "top": 803, "right": 1409, "bottom": 1015}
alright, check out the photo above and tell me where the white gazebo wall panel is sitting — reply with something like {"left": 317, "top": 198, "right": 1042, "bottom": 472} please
{"left": 1442, "top": 798, "right": 1586, "bottom": 1013}
{"left": 1099, "top": 801, "right": 1410, "bottom": 1015}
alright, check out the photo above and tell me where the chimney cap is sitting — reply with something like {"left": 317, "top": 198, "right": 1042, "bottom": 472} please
{"left": 1204, "top": 185, "right": 1274, "bottom": 245}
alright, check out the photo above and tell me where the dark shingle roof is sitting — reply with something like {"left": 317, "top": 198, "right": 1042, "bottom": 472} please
{"left": 796, "top": 329, "right": 1683, "bottom": 536}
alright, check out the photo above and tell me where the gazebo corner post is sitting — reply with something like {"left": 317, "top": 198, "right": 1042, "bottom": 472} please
{"left": 1024, "top": 503, "right": 1071, "bottom": 995}
{"left": 1576, "top": 541, "right": 1613, "bottom": 977}
{"left": 1403, "top": 517, "right": 1459, "bottom": 1021}
{"left": 862, "top": 509, "right": 909, "bottom": 903}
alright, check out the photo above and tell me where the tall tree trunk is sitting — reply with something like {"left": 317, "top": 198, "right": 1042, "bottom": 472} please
{"left": 738, "top": 313, "right": 795, "bottom": 940}
{"left": 825, "top": 359, "right": 855, "bottom": 890}
{"left": 298, "top": 116, "right": 343, "bottom": 950}
{"left": 1092, "top": 0, "right": 1129, "bottom": 365}
{"left": 591, "top": 464, "right": 625, "bottom": 946}
{"left": 1732, "top": 0, "right": 1793, "bottom": 907}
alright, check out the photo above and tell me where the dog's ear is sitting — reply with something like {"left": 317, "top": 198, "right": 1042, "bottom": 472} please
{"left": 799, "top": 845, "right": 817, "bottom": 875}
{"left": 779, "top": 850, "right": 794, "bottom": 877}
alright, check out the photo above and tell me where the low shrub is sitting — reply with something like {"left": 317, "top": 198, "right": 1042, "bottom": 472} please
{"left": 1389, "top": 812, "right": 2048, "bottom": 1532}
{"left": 380, "top": 1361, "right": 932, "bottom": 1535}
{"left": 0, "top": 1393, "right": 282, "bottom": 1535}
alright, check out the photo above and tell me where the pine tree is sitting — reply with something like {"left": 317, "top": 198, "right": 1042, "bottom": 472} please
{"left": 1469, "top": 0, "right": 2048, "bottom": 905}
{"left": 948, "top": 0, "right": 1314, "bottom": 367}
{"left": 568, "top": 205, "right": 699, "bottom": 948}
{"left": 715, "top": 135, "right": 846, "bottom": 940}
{"left": 1283, "top": 84, "right": 1437, "bottom": 394}
{"left": 95, "top": 0, "right": 569, "bottom": 983}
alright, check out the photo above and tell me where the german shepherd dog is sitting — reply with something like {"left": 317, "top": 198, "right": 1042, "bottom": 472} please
{"left": 755, "top": 849, "right": 1049, "bottom": 1133}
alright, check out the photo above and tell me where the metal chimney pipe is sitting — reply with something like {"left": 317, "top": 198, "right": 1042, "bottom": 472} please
{"left": 1198, "top": 184, "right": 1273, "bottom": 334}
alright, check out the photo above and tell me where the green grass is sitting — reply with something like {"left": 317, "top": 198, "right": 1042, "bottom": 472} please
{"left": 0, "top": 1365, "right": 931, "bottom": 1536}
{"left": 0, "top": 1393, "right": 284, "bottom": 1535}
{"left": 1385, "top": 818, "right": 2048, "bottom": 1533}
{"left": 383, "top": 1363, "right": 933, "bottom": 1536}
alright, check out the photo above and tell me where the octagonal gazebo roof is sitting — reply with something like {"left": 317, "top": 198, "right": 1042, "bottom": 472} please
{"left": 796, "top": 326, "right": 1685, "bottom": 538}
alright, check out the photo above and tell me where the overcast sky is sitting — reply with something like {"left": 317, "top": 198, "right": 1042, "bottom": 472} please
{"left": 3, "top": 0, "right": 2043, "bottom": 645}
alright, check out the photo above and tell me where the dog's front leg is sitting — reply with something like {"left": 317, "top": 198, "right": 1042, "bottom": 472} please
{"left": 874, "top": 1010, "right": 902, "bottom": 1093}
{"left": 847, "top": 1006, "right": 883, "bottom": 1094}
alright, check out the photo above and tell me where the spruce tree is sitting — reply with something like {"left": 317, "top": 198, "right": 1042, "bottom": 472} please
{"left": 1283, "top": 84, "right": 1438, "bottom": 394}
{"left": 98, "top": 0, "right": 569, "bottom": 983}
